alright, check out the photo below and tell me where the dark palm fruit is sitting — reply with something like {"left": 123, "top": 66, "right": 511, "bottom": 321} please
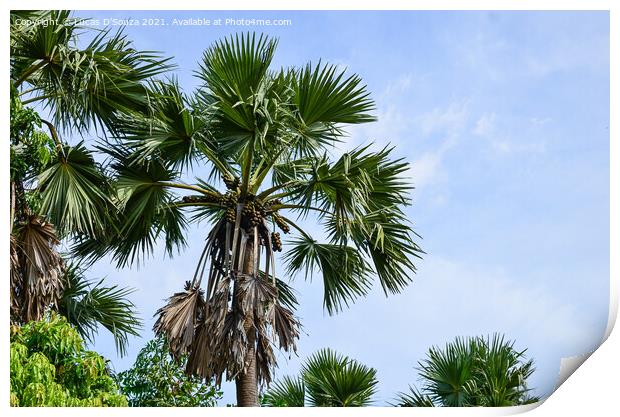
{"left": 224, "top": 176, "right": 240, "bottom": 190}
{"left": 223, "top": 190, "right": 239, "bottom": 207}
{"left": 271, "top": 232, "right": 282, "bottom": 252}
{"left": 225, "top": 207, "right": 236, "bottom": 223}
{"left": 274, "top": 214, "right": 290, "bottom": 234}
{"left": 183, "top": 193, "right": 221, "bottom": 204}
{"left": 223, "top": 174, "right": 236, "bottom": 190}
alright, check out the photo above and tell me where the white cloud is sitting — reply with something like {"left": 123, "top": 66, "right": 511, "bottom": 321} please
{"left": 473, "top": 112, "right": 547, "bottom": 155}
{"left": 473, "top": 112, "right": 497, "bottom": 137}
{"left": 415, "top": 99, "right": 469, "bottom": 137}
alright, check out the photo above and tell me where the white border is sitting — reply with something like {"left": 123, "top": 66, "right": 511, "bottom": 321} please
{"left": 2, "top": 1, "right": 617, "bottom": 416}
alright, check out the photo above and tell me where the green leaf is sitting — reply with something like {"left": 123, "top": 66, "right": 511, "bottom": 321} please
{"left": 284, "top": 234, "right": 372, "bottom": 314}
{"left": 302, "top": 348, "right": 378, "bottom": 407}
{"left": 37, "top": 142, "right": 111, "bottom": 237}
{"left": 59, "top": 264, "right": 142, "bottom": 357}
{"left": 262, "top": 375, "right": 305, "bottom": 407}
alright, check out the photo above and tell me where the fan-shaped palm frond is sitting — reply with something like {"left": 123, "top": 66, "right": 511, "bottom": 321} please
{"left": 284, "top": 234, "right": 372, "bottom": 314}
{"left": 394, "top": 386, "right": 435, "bottom": 407}
{"left": 112, "top": 78, "right": 213, "bottom": 171}
{"left": 37, "top": 142, "right": 111, "bottom": 238}
{"left": 11, "top": 10, "right": 173, "bottom": 134}
{"left": 58, "top": 264, "right": 142, "bottom": 356}
{"left": 396, "top": 334, "right": 540, "bottom": 407}
{"left": 263, "top": 348, "right": 378, "bottom": 407}
{"left": 261, "top": 376, "right": 305, "bottom": 407}
{"left": 303, "top": 348, "right": 378, "bottom": 407}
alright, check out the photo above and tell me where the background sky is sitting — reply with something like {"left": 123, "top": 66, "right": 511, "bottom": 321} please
{"left": 64, "top": 10, "right": 609, "bottom": 406}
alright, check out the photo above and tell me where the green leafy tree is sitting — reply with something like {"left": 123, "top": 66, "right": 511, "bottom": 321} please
{"left": 262, "top": 348, "right": 378, "bottom": 407}
{"left": 9, "top": 10, "right": 170, "bottom": 353}
{"left": 396, "top": 334, "right": 540, "bottom": 407}
{"left": 66, "top": 32, "right": 422, "bottom": 406}
{"left": 10, "top": 313, "right": 127, "bottom": 407}
{"left": 116, "top": 336, "right": 222, "bottom": 406}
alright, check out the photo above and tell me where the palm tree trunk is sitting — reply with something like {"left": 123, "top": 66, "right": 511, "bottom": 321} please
{"left": 235, "top": 237, "right": 259, "bottom": 407}
{"left": 235, "top": 331, "right": 259, "bottom": 406}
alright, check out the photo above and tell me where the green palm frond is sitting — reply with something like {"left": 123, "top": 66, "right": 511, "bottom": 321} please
{"left": 284, "top": 234, "right": 372, "bottom": 314}
{"left": 278, "top": 146, "right": 422, "bottom": 310}
{"left": 404, "top": 334, "right": 540, "bottom": 407}
{"left": 196, "top": 32, "right": 277, "bottom": 158}
{"left": 108, "top": 145, "right": 188, "bottom": 266}
{"left": 10, "top": 11, "right": 76, "bottom": 84}
{"left": 418, "top": 337, "right": 475, "bottom": 406}
{"left": 113, "top": 79, "right": 206, "bottom": 170}
{"left": 262, "top": 375, "right": 305, "bottom": 407}
{"left": 198, "top": 32, "right": 276, "bottom": 120}
{"left": 37, "top": 142, "right": 111, "bottom": 237}
{"left": 12, "top": 10, "right": 172, "bottom": 135}
{"left": 394, "top": 386, "right": 435, "bottom": 407}
{"left": 302, "top": 348, "right": 378, "bottom": 407}
{"left": 293, "top": 61, "right": 375, "bottom": 135}
{"left": 59, "top": 263, "right": 142, "bottom": 356}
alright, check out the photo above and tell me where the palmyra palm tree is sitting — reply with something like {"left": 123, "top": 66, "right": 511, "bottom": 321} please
{"left": 9, "top": 10, "right": 170, "bottom": 354}
{"left": 262, "top": 348, "right": 378, "bottom": 407}
{"left": 396, "top": 334, "right": 540, "bottom": 407}
{"left": 38, "top": 30, "right": 423, "bottom": 405}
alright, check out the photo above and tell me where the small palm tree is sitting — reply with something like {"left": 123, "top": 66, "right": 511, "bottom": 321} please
{"left": 396, "top": 334, "right": 540, "bottom": 407}
{"left": 68, "top": 32, "right": 422, "bottom": 405}
{"left": 262, "top": 348, "right": 378, "bottom": 407}
{"left": 10, "top": 10, "right": 169, "bottom": 353}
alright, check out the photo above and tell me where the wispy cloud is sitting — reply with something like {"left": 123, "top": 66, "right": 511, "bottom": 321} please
{"left": 473, "top": 112, "right": 547, "bottom": 155}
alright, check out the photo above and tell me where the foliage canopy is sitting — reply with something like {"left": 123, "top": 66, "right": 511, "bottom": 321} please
{"left": 10, "top": 314, "right": 127, "bottom": 407}
{"left": 116, "top": 336, "right": 222, "bottom": 407}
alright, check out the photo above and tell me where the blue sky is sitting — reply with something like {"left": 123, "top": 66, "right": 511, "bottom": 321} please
{"left": 66, "top": 10, "right": 609, "bottom": 405}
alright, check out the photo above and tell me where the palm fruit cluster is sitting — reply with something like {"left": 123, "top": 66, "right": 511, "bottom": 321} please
{"left": 241, "top": 200, "right": 267, "bottom": 229}
{"left": 223, "top": 174, "right": 240, "bottom": 190}
{"left": 220, "top": 190, "right": 240, "bottom": 223}
{"left": 271, "top": 232, "right": 283, "bottom": 252}
{"left": 182, "top": 193, "right": 220, "bottom": 204}
{"left": 264, "top": 198, "right": 282, "bottom": 210}
{"left": 272, "top": 213, "right": 290, "bottom": 234}
{"left": 225, "top": 207, "right": 236, "bottom": 223}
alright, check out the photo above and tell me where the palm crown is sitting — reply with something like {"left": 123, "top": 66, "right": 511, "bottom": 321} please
{"left": 32, "top": 31, "right": 423, "bottom": 405}
{"left": 397, "top": 334, "right": 539, "bottom": 407}
{"left": 10, "top": 10, "right": 171, "bottom": 355}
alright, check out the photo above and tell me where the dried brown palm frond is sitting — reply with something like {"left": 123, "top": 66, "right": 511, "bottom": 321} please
{"left": 166, "top": 209, "right": 302, "bottom": 390}
{"left": 10, "top": 234, "right": 22, "bottom": 321}
{"left": 13, "top": 215, "right": 65, "bottom": 322}
{"left": 222, "top": 309, "right": 249, "bottom": 380}
{"left": 185, "top": 317, "right": 216, "bottom": 381}
{"left": 237, "top": 273, "right": 278, "bottom": 318}
{"left": 270, "top": 302, "right": 300, "bottom": 354}
{"left": 255, "top": 332, "right": 276, "bottom": 386}
{"left": 187, "top": 308, "right": 249, "bottom": 386}
{"left": 153, "top": 280, "right": 205, "bottom": 360}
